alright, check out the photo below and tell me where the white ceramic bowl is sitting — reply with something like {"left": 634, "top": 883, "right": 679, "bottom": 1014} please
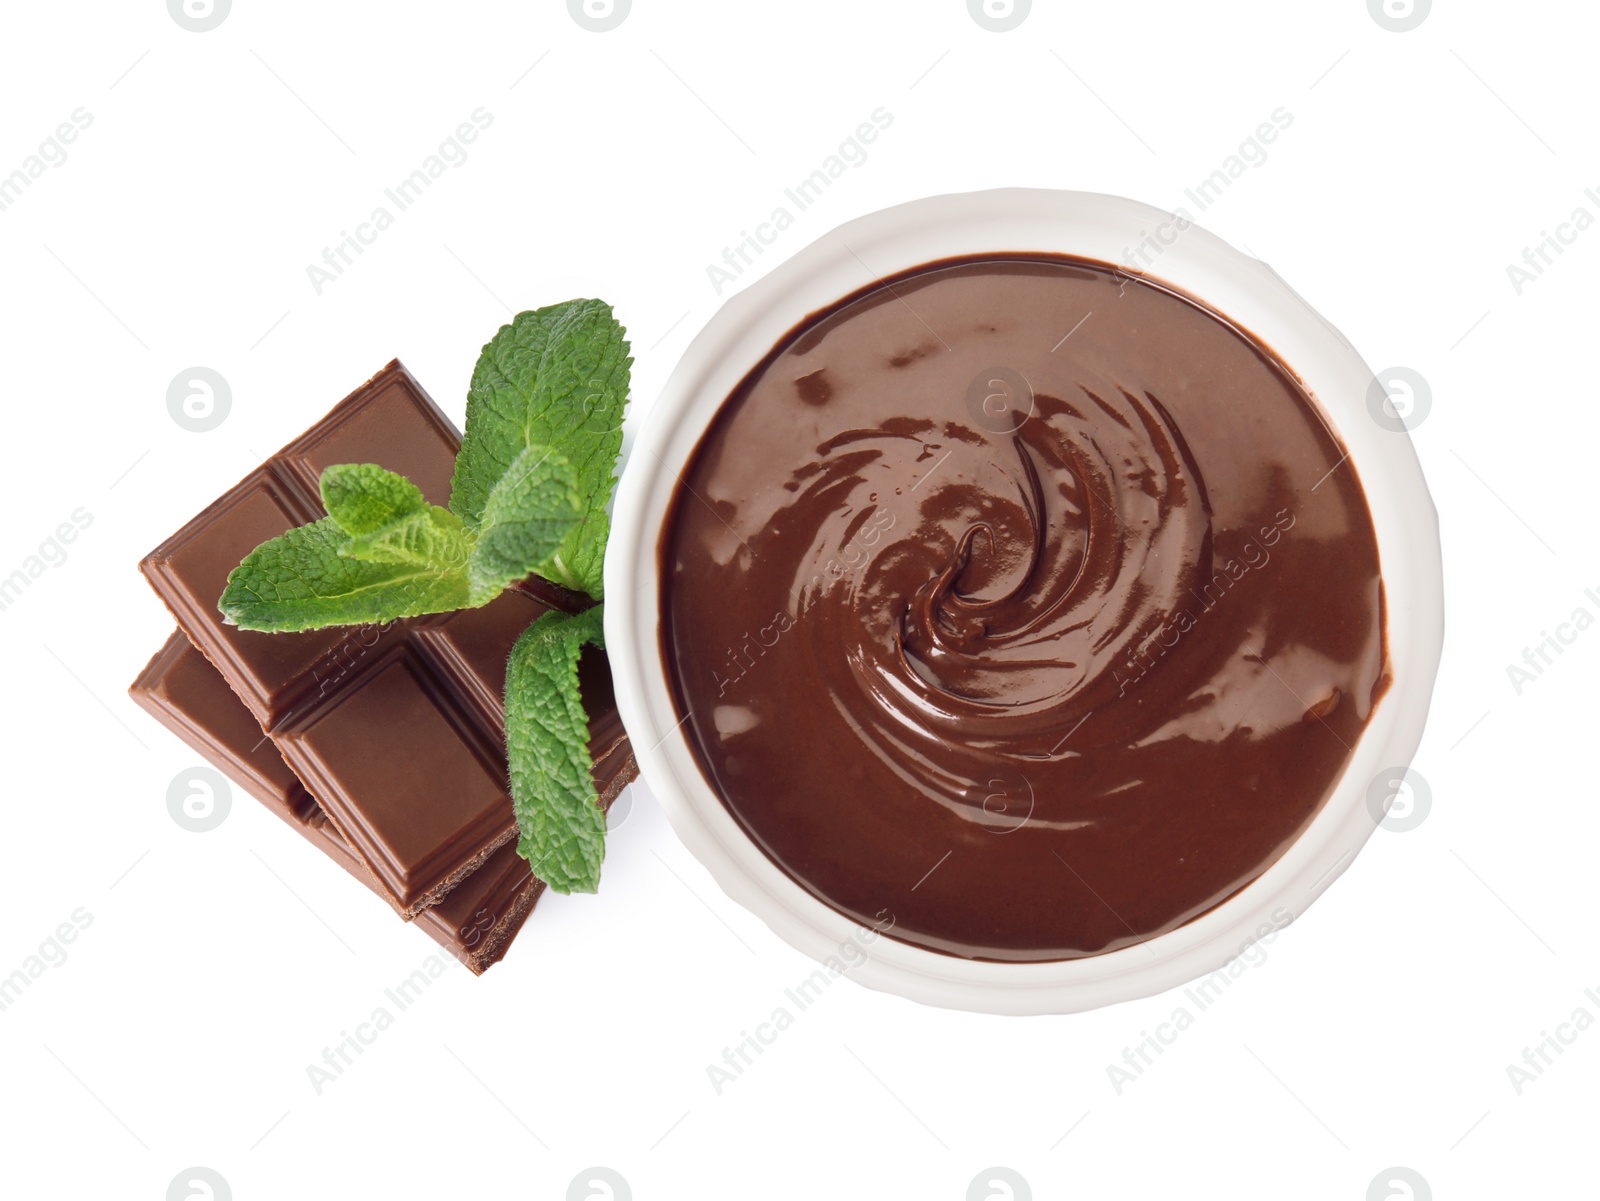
{"left": 605, "top": 189, "right": 1444, "bottom": 1015}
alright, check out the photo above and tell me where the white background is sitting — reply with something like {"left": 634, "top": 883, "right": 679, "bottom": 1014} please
{"left": 0, "top": 1, "right": 1594, "bottom": 1197}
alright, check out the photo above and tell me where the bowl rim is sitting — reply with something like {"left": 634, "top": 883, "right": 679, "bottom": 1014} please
{"left": 605, "top": 187, "right": 1444, "bottom": 1015}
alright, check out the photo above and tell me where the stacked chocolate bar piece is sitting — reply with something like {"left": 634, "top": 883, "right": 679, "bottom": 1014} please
{"left": 129, "top": 362, "right": 636, "bottom": 972}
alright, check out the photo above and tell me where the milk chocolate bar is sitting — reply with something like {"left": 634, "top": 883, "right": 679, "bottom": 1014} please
{"left": 137, "top": 361, "right": 631, "bottom": 916}
{"left": 130, "top": 631, "right": 634, "bottom": 972}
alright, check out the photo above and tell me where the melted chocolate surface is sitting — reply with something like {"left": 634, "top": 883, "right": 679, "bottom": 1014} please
{"left": 661, "top": 257, "right": 1387, "bottom": 960}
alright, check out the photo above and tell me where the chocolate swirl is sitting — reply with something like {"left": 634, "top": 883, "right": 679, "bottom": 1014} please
{"left": 785, "top": 383, "right": 1211, "bottom": 828}
{"left": 662, "top": 257, "right": 1386, "bottom": 960}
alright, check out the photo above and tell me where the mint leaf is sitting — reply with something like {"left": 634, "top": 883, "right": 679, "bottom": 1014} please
{"left": 221, "top": 449, "right": 593, "bottom": 629}
{"left": 320, "top": 463, "right": 474, "bottom": 570}
{"left": 347, "top": 505, "right": 472, "bottom": 569}
{"left": 219, "top": 518, "right": 472, "bottom": 632}
{"left": 466, "top": 444, "right": 584, "bottom": 603}
{"left": 553, "top": 507, "right": 609, "bottom": 600}
{"left": 504, "top": 603, "right": 609, "bottom": 893}
{"left": 321, "top": 462, "right": 428, "bottom": 538}
{"left": 450, "top": 299, "right": 630, "bottom": 598}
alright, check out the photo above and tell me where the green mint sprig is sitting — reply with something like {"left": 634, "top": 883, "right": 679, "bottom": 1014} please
{"left": 452, "top": 297, "right": 629, "bottom": 599}
{"left": 219, "top": 459, "right": 583, "bottom": 630}
{"left": 505, "top": 604, "right": 609, "bottom": 892}
{"left": 218, "top": 299, "right": 630, "bottom": 894}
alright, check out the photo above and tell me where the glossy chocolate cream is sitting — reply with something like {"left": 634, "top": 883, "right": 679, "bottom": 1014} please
{"left": 660, "top": 257, "right": 1388, "bottom": 961}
